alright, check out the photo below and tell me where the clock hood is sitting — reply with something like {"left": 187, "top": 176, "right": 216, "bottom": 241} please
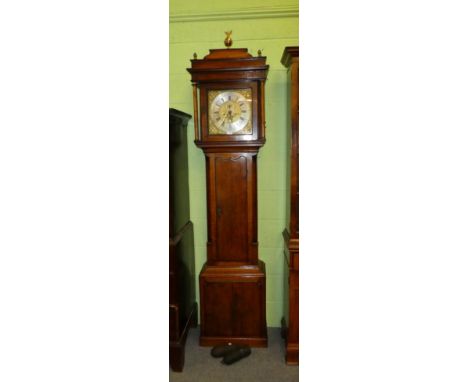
{"left": 187, "top": 48, "right": 269, "bottom": 82}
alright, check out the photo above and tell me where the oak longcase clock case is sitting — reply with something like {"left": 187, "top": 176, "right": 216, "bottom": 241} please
{"left": 188, "top": 46, "right": 269, "bottom": 347}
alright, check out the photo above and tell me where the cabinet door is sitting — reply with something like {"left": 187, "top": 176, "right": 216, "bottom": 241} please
{"left": 202, "top": 278, "right": 265, "bottom": 338}
{"left": 231, "top": 281, "right": 263, "bottom": 337}
{"left": 203, "top": 282, "right": 232, "bottom": 336}
{"left": 214, "top": 155, "right": 248, "bottom": 262}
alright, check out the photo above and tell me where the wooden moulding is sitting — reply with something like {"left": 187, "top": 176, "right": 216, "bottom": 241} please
{"left": 283, "top": 228, "right": 299, "bottom": 271}
{"left": 201, "top": 260, "right": 266, "bottom": 277}
{"left": 190, "top": 48, "right": 267, "bottom": 68}
{"left": 189, "top": 70, "right": 268, "bottom": 83}
{"left": 280, "top": 46, "right": 299, "bottom": 67}
{"left": 200, "top": 335, "right": 267, "bottom": 348}
{"left": 194, "top": 140, "right": 265, "bottom": 152}
{"left": 188, "top": 49, "right": 269, "bottom": 82}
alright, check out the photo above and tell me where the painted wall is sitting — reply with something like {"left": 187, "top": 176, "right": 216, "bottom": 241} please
{"left": 169, "top": 0, "right": 298, "bottom": 327}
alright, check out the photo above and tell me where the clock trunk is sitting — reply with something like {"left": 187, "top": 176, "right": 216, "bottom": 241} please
{"left": 213, "top": 155, "right": 248, "bottom": 262}
{"left": 206, "top": 152, "right": 258, "bottom": 266}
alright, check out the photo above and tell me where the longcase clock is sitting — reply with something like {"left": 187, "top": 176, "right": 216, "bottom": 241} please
{"left": 188, "top": 41, "right": 269, "bottom": 347}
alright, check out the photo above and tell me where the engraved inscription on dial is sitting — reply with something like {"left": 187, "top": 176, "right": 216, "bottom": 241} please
{"left": 208, "top": 89, "right": 252, "bottom": 135}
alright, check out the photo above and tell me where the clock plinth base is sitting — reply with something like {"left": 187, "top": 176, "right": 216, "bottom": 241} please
{"left": 199, "top": 261, "right": 268, "bottom": 348}
{"left": 200, "top": 335, "right": 267, "bottom": 348}
{"left": 285, "top": 343, "right": 299, "bottom": 365}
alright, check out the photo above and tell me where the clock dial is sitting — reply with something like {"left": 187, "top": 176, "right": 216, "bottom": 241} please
{"left": 208, "top": 89, "right": 252, "bottom": 135}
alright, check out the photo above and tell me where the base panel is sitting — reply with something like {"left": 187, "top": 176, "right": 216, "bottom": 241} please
{"left": 281, "top": 317, "right": 299, "bottom": 365}
{"left": 200, "top": 335, "right": 267, "bottom": 347}
{"left": 285, "top": 345, "right": 299, "bottom": 365}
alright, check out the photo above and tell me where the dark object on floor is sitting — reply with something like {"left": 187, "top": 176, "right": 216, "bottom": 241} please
{"left": 211, "top": 343, "right": 240, "bottom": 358}
{"left": 222, "top": 346, "right": 252, "bottom": 365}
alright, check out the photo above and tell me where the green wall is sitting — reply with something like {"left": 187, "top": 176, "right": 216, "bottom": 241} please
{"left": 169, "top": 0, "right": 298, "bottom": 327}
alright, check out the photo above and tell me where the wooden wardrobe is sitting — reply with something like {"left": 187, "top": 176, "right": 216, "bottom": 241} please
{"left": 169, "top": 108, "right": 197, "bottom": 372}
{"left": 281, "top": 46, "right": 299, "bottom": 365}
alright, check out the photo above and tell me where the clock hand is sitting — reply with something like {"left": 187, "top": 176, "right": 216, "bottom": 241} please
{"left": 219, "top": 113, "right": 228, "bottom": 126}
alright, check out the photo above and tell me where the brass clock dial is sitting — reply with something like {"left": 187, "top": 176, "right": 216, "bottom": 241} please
{"left": 208, "top": 89, "right": 252, "bottom": 135}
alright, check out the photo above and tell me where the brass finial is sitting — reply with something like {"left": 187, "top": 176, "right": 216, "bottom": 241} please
{"left": 224, "top": 31, "right": 233, "bottom": 48}
{"left": 193, "top": 52, "right": 197, "bottom": 59}
{"left": 257, "top": 49, "right": 262, "bottom": 57}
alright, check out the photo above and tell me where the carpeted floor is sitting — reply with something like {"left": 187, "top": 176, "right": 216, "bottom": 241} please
{"left": 170, "top": 327, "right": 298, "bottom": 382}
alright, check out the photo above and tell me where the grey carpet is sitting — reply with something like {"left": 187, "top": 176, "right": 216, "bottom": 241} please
{"left": 170, "top": 327, "right": 298, "bottom": 382}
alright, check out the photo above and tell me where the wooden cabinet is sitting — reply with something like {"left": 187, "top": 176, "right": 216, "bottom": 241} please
{"left": 169, "top": 108, "right": 197, "bottom": 372}
{"left": 281, "top": 46, "right": 299, "bottom": 365}
{"left": 188, "top": 46, "right": 269, "bottom": 347}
